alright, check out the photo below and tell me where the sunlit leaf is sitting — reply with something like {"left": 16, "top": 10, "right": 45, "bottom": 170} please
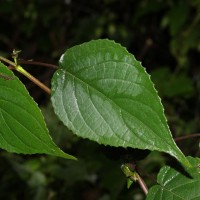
{"left": 51, "top": 39, "right": 190, "bottom": 167}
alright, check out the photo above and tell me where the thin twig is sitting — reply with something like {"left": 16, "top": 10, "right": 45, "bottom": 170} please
{"left": 15, "top": 65, "right": 51, "bottom": 95}
{"left": 174, "top": 133, "right": 200, "bottom": 142}
{"left": 0, "top": 56, "right": 16, "bottom": 67}
{"left": 134, "top": 172, "right": 148, "bottom": 195}
{"left": 18, "top": 59, "right": 58, "bottom": 69}
{"left": 0, "top": 56, "right": 51, "bottom": 94}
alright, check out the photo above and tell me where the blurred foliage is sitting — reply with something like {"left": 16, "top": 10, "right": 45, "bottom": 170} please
{"left": 0, "top": 0, "right": 200, "bottom": 199}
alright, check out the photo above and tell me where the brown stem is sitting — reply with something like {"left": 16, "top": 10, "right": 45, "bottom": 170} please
{"left": 136, "top": 173, "right": 148, "bottom": 195}
{"left": 130, "top": 172, "right": 148, "bottom": 195}
{"left": 0, "top": 56, "right": 51, "bottom": 95}
{"left": 174, "top": 133, "right": 200, "bottom": 142}
{"left": 22, "top": 70, "right": 51, "bottom": 94}
{"left": 18, "top": 59, "right": 58, "bottom": 69}
{"left": 15, "top": 65, "right": 51, "bottom": 95}
{"left": 0, "top": 56, "right": 16, "bottom": 67}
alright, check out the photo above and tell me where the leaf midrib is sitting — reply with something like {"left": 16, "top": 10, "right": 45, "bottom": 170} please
{"left": 63, "top": 69, "right": 178, "bottom": 154}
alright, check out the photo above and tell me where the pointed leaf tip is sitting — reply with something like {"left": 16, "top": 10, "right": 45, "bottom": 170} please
{"left": 0, "top": 62, "right": 75, "bottom": 160}
{"left": 51, "top": 39, "right": 188, "bottom": 166}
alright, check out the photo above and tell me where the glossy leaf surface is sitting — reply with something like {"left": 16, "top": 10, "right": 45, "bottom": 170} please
{"left": 0, "top": 62, "right": 75, "bottom": 159}
{"left": 146, "top": 157, "right": 200, "bottom": 200}
{"left": 51, "top": 39, "right": 190, "bottom": 167}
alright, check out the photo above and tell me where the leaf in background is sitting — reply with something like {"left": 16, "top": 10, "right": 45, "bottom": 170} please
{"left": 167, "top": 2, "right": 189, "bottom": 36}
{"left": 0, "top": 62, "right": 75, "bottom": 160}
{"left": 51, "top": 39, "right": 190, "bottom": 167}
{"left": 146, "top": 157, "right": 200, "bottom": 200}
{"left": 151, "top": 68, "right": 194, "bottom": 98}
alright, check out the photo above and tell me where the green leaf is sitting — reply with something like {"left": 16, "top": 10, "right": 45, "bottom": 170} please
{"left": 146, "top": 157, "right": 200, "bottom": 200}
{"left": 0, "top": 62, "right": 76, "bottom": 160}
{"left": 51, "top": 39, "right": 190, "bottom": 167}
{"left": 151, "top": 68, "right": 194, "bottom": 98}
{"left": 167, "top": 2, "right": 189, "bottom": 36}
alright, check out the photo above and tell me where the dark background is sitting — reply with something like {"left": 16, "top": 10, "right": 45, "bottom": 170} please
{"left": 0, "top": 0, "right": 200, "bottom": 199}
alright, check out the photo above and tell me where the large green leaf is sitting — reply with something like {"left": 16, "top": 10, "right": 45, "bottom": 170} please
{"left": 0, "top": 62, "right": 75, "bottom": 159}
{"left": 146, "top": 157, "right": 200, "bottom": 200}
{"left": 51, "top": 39, "right": 190, "bottom": 167}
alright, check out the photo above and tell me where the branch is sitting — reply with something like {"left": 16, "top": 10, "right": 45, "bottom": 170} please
{"left": 15, "top": 65, "right": 51, "bottom": 95}
{"left": 18, "top": 59, "right": 58, "bottom": 69}
{"left": 134, "top": 172, "right": 148, "bottom": 195}
{"left": 0, "top": 56, "right": 51, "bottom": 95}
{"left": 174, "top": 133, "right": 200, "bottom": 142}
{"left": 0, "top": 56, "right": 16, "bottom": 67}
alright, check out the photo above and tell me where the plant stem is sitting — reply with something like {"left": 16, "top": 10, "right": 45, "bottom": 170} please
{"left": 18, "top": 59, "right": 58, "bottom": 69}
{"left": 0, "top": 56, "right": 51, "bottom": 94}
{"left": 0, "top": 56, "right": 16, "bottom": 67}
{"left": 121, "top": 163, "right": 148, "bottom": 196}
{"left": 15, "top": 65, "right": 51, "bottom": 94}
{"left": 133, "top": 172, "right": 148, "bottom": 195}
{"left": 174, "top": 133, "right": 200, "bottom": 142}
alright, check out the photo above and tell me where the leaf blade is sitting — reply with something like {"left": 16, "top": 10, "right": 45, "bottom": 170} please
{"left": 146, "top": 157, "right": 200, "bottom": 200}
{"left": 51, "top": 39, "right": 190, "bottom": 166}
{"left": 0, "top": 62, "right": 76, "bottom": 160}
